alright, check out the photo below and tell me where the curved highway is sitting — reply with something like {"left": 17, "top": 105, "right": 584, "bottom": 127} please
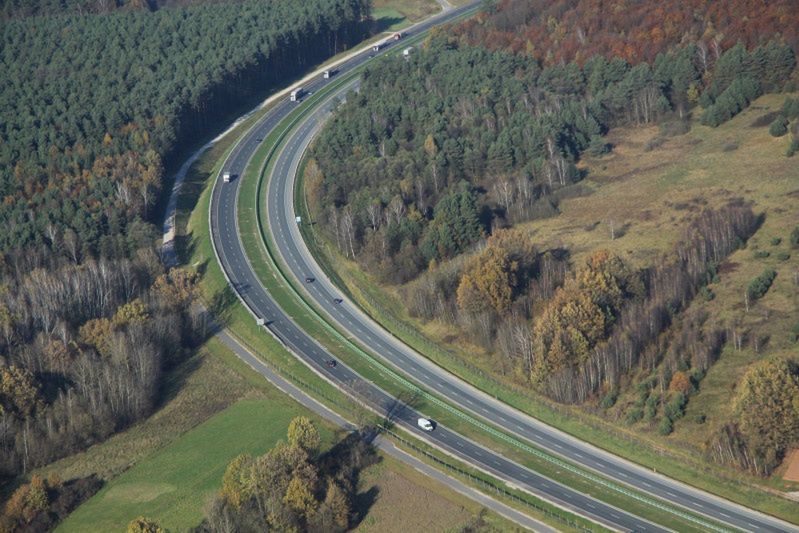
{"left": 209, "top": 6, "right": 668, "bottom": 533}
{"left": 211, "top": 5, "right": 798, "bottom": 533}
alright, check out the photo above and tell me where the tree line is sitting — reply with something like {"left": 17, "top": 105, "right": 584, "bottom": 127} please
{"left": 1, "top": 0, "right": 235, "bottom": 20}
{"left": 457, "top": 0, "right": 799, "bottom": 67}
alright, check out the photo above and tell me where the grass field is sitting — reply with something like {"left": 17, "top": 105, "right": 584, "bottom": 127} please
{"left": 57, "top": 396, "right": 336, "bottom": 532}
{"left": 53, "top": 381, "right": 514, "bottom": 532}
{"left": 297, "top": 92, "right": 799, "bottom": 521}
{"left": 372, "top": 0, "right": 441, "bottom": 32}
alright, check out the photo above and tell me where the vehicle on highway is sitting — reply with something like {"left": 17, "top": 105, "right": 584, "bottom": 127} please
{"left": 325, "top": 359, "right": 337, "bottom": 368}
{"left": 290, "top": 87, "right": 304, "bottom": 102}
{"left": 417, "top": 417, "right": 434, "bottom": 431}
{"left": 222, "top": 171, "right": 231, "bottom": 183}
{"left": 333, "top": 298, "right": 343, "bottom": 304}
{"left": 305, "top": 276, "right": 315, "bottom": 283}
{"left": 393, "top": 31, "right": 404, "bottom": 40}
{"left": 323, "top": 69, "right": 338, "bottom": 79}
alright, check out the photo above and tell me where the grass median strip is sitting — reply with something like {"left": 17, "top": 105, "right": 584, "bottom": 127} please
{"left": 240, "top": 60, "right": 736, "bottom": 533}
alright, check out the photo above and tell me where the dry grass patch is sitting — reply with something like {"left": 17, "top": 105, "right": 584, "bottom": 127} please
{"left": 355, "top": 457, "right": 516, "bottom": 533}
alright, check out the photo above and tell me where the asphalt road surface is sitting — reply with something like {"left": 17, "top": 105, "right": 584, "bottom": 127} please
{"left": 210, "top": 4, "right": 798, "bottom": 533}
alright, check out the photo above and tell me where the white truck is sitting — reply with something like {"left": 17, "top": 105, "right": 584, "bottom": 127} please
{"left": 417, "top": 417, "right": 434, "bottom": 431}
{"left": 222, "top": 171, "right": 231, "bottom": 183}
{"left": 290, "top": 87, "right": 304, "bottom": 102}
{"left": 403, "top": 46, "right": 413, "bottom": 57}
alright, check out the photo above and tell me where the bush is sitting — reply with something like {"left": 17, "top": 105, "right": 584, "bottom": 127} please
{"left": 791, "top": 226, "right": 799, "bottom": 248}
{"left": 644, "top": 136, "right": 665, "bottom": 151}
{"left": 600, "top": 389, "right": 618, "bottom": 409}
{"left": 690, "top": 368, "right": 706, "bottom": 386}
{"left": 777, "top": 251, "right": 791, "bottom": 261}
{"left": 659, "top": 119, "right": 691, "bottom": 137}
{"left": 790, "top": 322, "right": 799, "bottom": 343}
{"left": 665, "top": 392, "right": 687, "bottom": 420}
{"left": 788, "top": 137, "right": 799, "bottom": 157}
{"left": 694, "top": 413, "right": 707, "bottom": 424}
{"left": 699, "top": 285, "right": 715, "bottom": 301}
{"left": 722, "top": 142, "right": 739, "bottom": 152}
{"left": 658, "top": 416, "right": 674, "bottom": 436}
{"left": 644, "top": 394, "right": 660, "bottom": 421}
{"left": 769, "top": 115, "right": 789, "bottom": 137}
{"left": 782, "top": 97, "right": 799, "bottom": 120}
{"left": 747, "top": 268, "right": 777, "bottom": 300}
{"left": 626, "top": 407, "right": 643, "bottom": 424}
{"left": 770, "top": 237, "right": 782, "bottom": 246}
{"left": 753, "top": 249, "right": 770, "bottom": 259}
{"left": 789, "top": 322, "right": 799, "bottom": 342}
{"left": 587, "top": 135, "right": 611, "bottom": 156}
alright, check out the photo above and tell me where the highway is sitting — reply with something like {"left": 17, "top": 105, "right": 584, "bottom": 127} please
{"left": 210, "top": 4, "right": 798, "bottom": 533}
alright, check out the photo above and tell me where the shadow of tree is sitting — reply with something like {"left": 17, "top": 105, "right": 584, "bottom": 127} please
{"left": 318, "top": 428, "right": 382, "bottom": 529}
{"left": 371, "top": 16, "right": 405, "bottom": 34}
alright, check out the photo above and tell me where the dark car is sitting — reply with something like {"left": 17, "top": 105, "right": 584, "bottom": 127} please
{"left": 333, "top": 298, "right": 343, "bottom": 304}
{"left": 305, "top": 276, "right": 315, "bottom": 283}
{"left": 325, "top": 359, "right": 337, "bottom": 368}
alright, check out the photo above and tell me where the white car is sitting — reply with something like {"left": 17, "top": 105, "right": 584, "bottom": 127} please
{"left": 222, "top": 172, "right": 231, "bottom": 183}
{"left": 417, "top": 417, "right": 434, "bottom": 431}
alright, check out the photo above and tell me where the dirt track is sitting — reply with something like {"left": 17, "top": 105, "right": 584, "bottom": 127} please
{"left": 783, "top": 449, "right": 799, "bottom": 482}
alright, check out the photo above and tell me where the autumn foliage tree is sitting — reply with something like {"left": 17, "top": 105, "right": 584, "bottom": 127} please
{"left": 200, "top": 418, "right": 375, "bottom": 533}
{"left": 0, "top": 259, "right": 202, "bottom": 479}
{"left": 732, "top": 359, "right": 799, "bottom": 473}
{"left": 457, "top": 0, "right": 799, "bottom": 66}
{"left": 127, "top": 516, "right": 167, "bottom": 533}
{"left": 530, "top": 251, "right": 641, "bottom": 387}
{"left": 288, "top": 416, "right": 322, "bottom": 457}
{"left": 0, "top": 364, "right": 43, "bottom": 418}
{"left": 457, "top": 245, "right": 517, "bottom": 316}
